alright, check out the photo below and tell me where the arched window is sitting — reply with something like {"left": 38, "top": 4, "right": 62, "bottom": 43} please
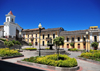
{"left": 12, "top": 19, "right": 13, "bottom": 22}
{"left": 7, "top": 18, "right": 9, "bottom": 22}
{"left": 78, "top": 44, "right": 80, "bottom": 48}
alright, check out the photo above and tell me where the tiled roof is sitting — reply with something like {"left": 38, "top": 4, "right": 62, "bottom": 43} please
{"left": 0, "top": 25, "right": 4, "bottom": 28}
{"left": 22, "top": 28, "right": 45, "bottom": 32}
{"left": 9, "top": 11, "right": 13, "bottom": 15}
{"left": 41, "top": 27, "right": 64, "bottom": 32}
{"left": 60, "top": 29, "right": 89, "bottom": 36}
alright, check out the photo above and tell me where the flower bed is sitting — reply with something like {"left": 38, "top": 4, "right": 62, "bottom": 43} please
{"left": 68, "top": 48, "right": 79, "bottom": 51}
{"left": 22, "top": 54, "right": 77, "bottom": 67}
{"left": 23, "top": 48, "right": 37, "bottom": 50}
{"left": 0, "top": 48, "right": 22, "bottom": 57}
{"left": 79, "top": 49, "right": 100, "bottom": 61}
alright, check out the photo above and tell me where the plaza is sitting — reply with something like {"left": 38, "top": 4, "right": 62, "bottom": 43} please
{"left": 0, "top": 11, "right": 100, "bottom": 71}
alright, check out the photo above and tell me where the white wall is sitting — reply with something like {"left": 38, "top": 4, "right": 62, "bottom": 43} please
{"left": 4, "top": 23, "right": 9, "bottom": 36}
{"left": 0, "top": 31, "right": 3, "bottom": 38}
{"left": 9, "top": 24, "right": 16, "bottom": 37}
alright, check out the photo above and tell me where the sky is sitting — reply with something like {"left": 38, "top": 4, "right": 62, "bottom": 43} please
{"left": 0, "top": 0, "right": 100, "bottom": 31}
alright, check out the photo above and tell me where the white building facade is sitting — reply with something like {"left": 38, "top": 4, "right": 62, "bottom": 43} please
{"left": 0, "top": 11, "right": 23, "bottom": 38}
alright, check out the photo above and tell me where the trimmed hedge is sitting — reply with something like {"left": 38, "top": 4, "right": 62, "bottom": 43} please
{"left": 0, "top": 48, "right": 22, "bottom": 57}
{"left": 22, "top": 54, "right": 77, "bottom": 67}
{"left": 45, "top": 47, "right": 50, "bottom": 50}
{"left": 79, "top": 49, "right": 100, "bottom": 61}
{"left": 68, "top": 48, "right": 79, "bottom": 51}
{"left": 0, "top": 38, "right": 6, "bottom": 41}
{"left": 23, "top": 48, "right": 37, "bottom": 50}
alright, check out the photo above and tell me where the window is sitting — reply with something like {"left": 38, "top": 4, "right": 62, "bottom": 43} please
{"left": 23, "top": 34, "right": 25, "bottom": 37}
{"left": 32, "top": 34, "right": 33, "bottom": 37}
{"left": 83, "top": 37, "right": 85, "bottom": 41}
{"left": 43, "top": 34, "right": 44, "bottom": 39}
{"left": 12, "top": 19, "right": 13, "bottom": 22}
{"left": 42, "top": 41, "right": 44, "bottom": 46}
{"left": 78, "top": 44, "right": 80, "bottom": 48}
{"left": 78, "top": 37, "right": 80, "bottom": 41}
{"left": 67, "top": 38, "right": 69, "bottom": 41}
{"left": 53, "top": 34, "right": 55, "bottom": 38}
{"left": 7, "top": 18, "right": 9, "bottom": 22}
{"left": 72, "top": 37, "right": 74, "bottom": 41}
{"left": 48, "top": 34, "right": 49, "bottom": 38}
{"left": 47, "top": 41, "right": 49, "bottom": 43}
{"left": 94, "top": 36, "right": 97, "bottom": 42}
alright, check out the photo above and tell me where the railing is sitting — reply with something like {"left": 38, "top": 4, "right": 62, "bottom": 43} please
{"left": 46, "top": 37, "right": 51, "bottom": 41}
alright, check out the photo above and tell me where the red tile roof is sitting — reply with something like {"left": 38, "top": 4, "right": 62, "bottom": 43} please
{"left": 9, "top": 11, "right": 13, "bottom": 15}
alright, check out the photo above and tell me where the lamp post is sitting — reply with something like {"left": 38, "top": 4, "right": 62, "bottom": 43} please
{"left": 84, "top": 35, "right": 86, "bottom": 51}
{"left": 19, "top": 32, "right": 21, "bottom": 38}
{"left": 86, "top": 31, "right": 88, "bottom": 52}
{"left": 38, "top": 23, "right": 42, "bottom": 56}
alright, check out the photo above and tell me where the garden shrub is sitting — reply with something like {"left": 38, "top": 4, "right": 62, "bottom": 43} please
{"left": 79, "top": 49, "right": 100, "bottom": 61}
{"left": 45, "top": 47, "right": 50, "bottom": 50}
{"left": 22, "top": 54, "right": 77, "bottom": 67}
{"left": 12, "top": 40, "right": 16, "bottom": 44}
{"left": 68, "top": 48, "right": 79, "bottom": 51}
{"left": 29, "top": 43, "right": 32, "bottom": 46}
{"left": 0, "top": 38, "right": 6, "bottom": 41}
{"left": 24, "top": 48, "right": 37, "bottom": 50}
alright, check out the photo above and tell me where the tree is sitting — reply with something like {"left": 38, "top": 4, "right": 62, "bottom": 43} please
{"left": 29, "top": 43, "right": 32, "bottom": 48}
{"left": 53, "top": 36, "right": 64, "bottom": 60}
{"left": 4, "top": 41, "right": 14, "bottom": 51}
{"left": 16, "top": 41, "right": 21, "bottom": 50}
{"left": 70, "top": 43, "right": 74, "bottom": 48}
{"left": 91, "top": 42, "right": 98, "bottom": 50}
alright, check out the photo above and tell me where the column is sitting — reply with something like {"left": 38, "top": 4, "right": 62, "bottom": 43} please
{"left": 80, "top": 35, "right": 82, "bottom": 42}
{"left": 90, "top": 33, "right": 92, "bottom": 49}
{"left": 75, "top": 35, "right": 77, "bottom": 42}
{"left": 64, "top": 36, "right": 66, "bottom": 42}
{"left": 99, "top": 33, "right": 100, "bottom": 48}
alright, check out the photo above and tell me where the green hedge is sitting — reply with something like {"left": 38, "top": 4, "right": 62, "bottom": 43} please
{"left": 79, "top": 49, "right": 100, "bottom": 61}
{"left": 68, "top": 48, "right": 79, "bottom": 51}
{"left": 24, "top": 48, "right": 37, "bottom": 50}
{"left": 0, "top": 48, "right": 22, "bottom": 57}
{"left": 22, "top": 54, "right": 77, "bottom": 67}
{"left": 0, "top": 38, "right": 6, "bottom": 41}
{"left": 45, "top": 47, "right": 50, "bottom": 50}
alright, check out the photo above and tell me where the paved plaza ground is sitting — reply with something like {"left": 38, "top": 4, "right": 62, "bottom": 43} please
{"left": 1, "top": 46, "right": 100, "bottom": 71}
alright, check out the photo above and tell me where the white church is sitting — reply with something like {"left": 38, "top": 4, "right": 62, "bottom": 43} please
{"left": 0, "top": 11, "right": 23, "bottom": 39}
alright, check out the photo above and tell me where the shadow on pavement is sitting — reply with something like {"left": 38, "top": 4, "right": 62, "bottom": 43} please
{"left": 0, "top": 60, "right": 45, "bottom": 71}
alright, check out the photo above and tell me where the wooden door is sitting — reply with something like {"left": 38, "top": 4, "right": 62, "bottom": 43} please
{"left": 78, "top": 44, "right": 80, "bottom": 48}
{"left": 67, "top": 44, "right": 69, "bottom": 48}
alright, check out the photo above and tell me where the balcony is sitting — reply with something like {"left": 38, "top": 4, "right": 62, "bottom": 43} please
{"left": 71, "top": 41, "right": 75, "bottom": 43}
{"left": 46, "top": 37, "right": 52, "bottom": 41}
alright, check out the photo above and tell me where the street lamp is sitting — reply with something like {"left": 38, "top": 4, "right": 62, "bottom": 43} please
{"left": 84, "top": 35, "right": 86, "bottom": 51}
{"left": 19, "top": 32, "right": 21, "bottom": 38}
{"left": 38, "top": 23, "right": 42, "bottom": 56}
{"left": 86, "top": 31, "right": 88, "bottom": 52}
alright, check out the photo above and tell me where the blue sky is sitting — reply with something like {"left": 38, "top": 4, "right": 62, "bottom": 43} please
{"left": 0, "top": 0, "right": 100, "bottom": 31}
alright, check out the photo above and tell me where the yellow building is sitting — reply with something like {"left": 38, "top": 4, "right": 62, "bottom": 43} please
{"left": 22, "top": 26, "right": 100, "bottom": 50}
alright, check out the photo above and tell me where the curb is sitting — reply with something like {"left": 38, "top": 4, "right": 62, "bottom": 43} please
{"left": 0, "top": 55, "right": 24, "bottom": 60}
{"left": 77, "top": 57, "right": 100, "bottom": 65}
{"left": 17, "top": 60, "right": 79, "bottom": 71}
